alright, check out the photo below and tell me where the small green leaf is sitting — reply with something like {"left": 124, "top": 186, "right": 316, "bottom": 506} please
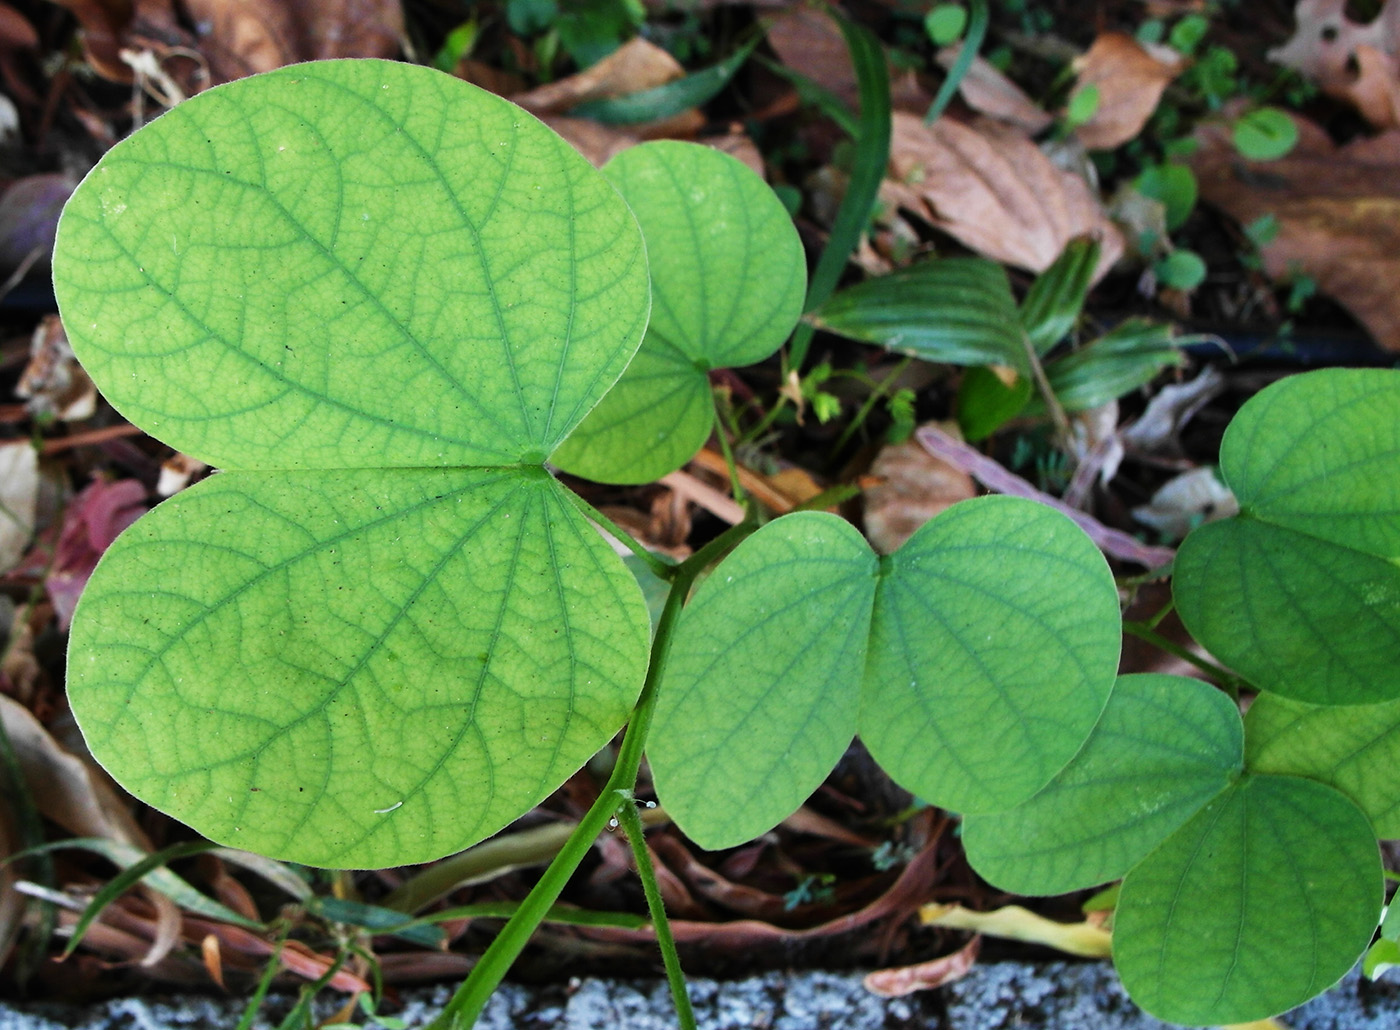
{"left": 1154, "top": 249, "right": 1206, "bottom": 290}
{"left": 1019, "top": 237, "right": 1100, "bottom": 354}
{"left": 861, "top": 496, "right": 1121, "bottom": 813}
{"left": 572, "top": 38, "right": 760, "bottom": 124}
{"left": 649, "top": 513, "right": 878, "bottom": 849}
{"left": 963, "top": 674, "right": 1242, "bottom": 895}
{"left": 1133, "top": 163, "right": 1197, "bottom": 231}
{"left": 1233, "top": 107, "right": 1299, "bottom": 161}
{"left": 1245, "top": 691, "right": 1400, "bottom": 837}
{"left": 812, "top": 258, "right": 1026, "bottom": 372}
{"left": 925, "top": 4, "right": 968, "bottom": 46}
{"left": 69, "top": 470, "right": 650, "bottom": 868}
{"left": 1115, "top": 774, "right": 1381, "bottom": 1025}
{"left": 1175, "top": 369, "right": 1400, "bottom": 704}
{"left": 554, "top": 141, "right": 805, "bottom": 484}
{"left": 1064, "top": 84, "right": 1101, "bottom": 130}
{"left": 1030, "top": 319, "right": 1181, "bottom": 414}
{"left": 957, "top": 364, "right": 1032, "bottom": 441}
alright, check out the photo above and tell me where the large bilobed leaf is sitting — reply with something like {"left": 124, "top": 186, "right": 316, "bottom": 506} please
{"left": 552, "top": 141, "right": 805, "bottom": 484}
{"left": 53, "top": 59, "right": 653, "bottom": 868}
{"left": 861, "top": 496, "right": 1121, "bottom": 814}
{"left": 648, "top": 513, "right": 877, "bottom": 849}
{"left": 1174, "top": 369, "right": 1400, "bottom": 705}
{"left": 962, "top": 674, "right": 1242, "bottom": 895}
{"left": 1115, "top": 774, "right": 1382, "bottom": 1026}
{"left": 1245, "top": 691, "right": 1400, "bottom": 837}
{"left": 811, "top": 258, "right": 1026, "bottom": 372}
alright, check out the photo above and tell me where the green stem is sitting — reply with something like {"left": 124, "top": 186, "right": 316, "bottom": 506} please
{"left": 925, "top": 0, "right": 989, "bottom": 126}
{"left": 562, "top": 488, "right": 678, "bottom": 582}
{"left": 711, "top": 399, "right": 748, "bottom": 506}
{"left": 428, "top": 519, "right": 757, "bottom": 1030}
{"left": 616, "top": 798, "right": 696, "bottom": 1030}
{"left": 831, "top": 356, "right": 914, "bottom": 455}
{"left": 1121, "top": 621, "right": 1247, "bottom": 701}
{"left": 1019, "top": 328, "right": 1073, "bottom": 448}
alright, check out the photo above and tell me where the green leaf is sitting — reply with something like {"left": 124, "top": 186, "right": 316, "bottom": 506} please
{"left": 1245, "top": 691, "right": 1400, "bottom": 837}
{"left": 1032, "top": 319, "right": 1181, "bottom": 414}
{"left": 861, "top": 496, "right": 1121, "bottom": 813}
{"left": 1154, "top": 248, "right": 1206, "bottom": 289}
{"left": 54, "top": 61, "right": 655, "bottom": 868}
{"left": 925, "top": 4, "right": 968, "bottom": 46}
{"left": 69, "top": 469, "right": 650, "bottom": 868}
{"left": 963, "top": 674, "right": 1242, "bottom": 895}
{"left": 572, "top": 37, "right": 760, "bottom": 124}
{"left": 956, "top": 364, "right": 1032, "bottom": 441}
{"left": 1115, "top": 774, "right": 1381, "bottom": 1025}
{"left": 812, "top": 258, "right": 1026, "bottom": 372}
{"left": 1064, "top": 84, "right": 1101, "bottom": 130}
{"left": 1233, "top": 106, "right": 1299, "bottom": 161}
{"left": 1019, "top": 237, "right": 1099, "bottom": 355}
{"left": 1133, "top": 163, "right": 1197, "bottom": 231}
{"left": 649, "top": 513, "right": 878, "bottom": 849}
{"left": 54, "top": 60, "right": 649, "bottom": 472}
{"left": 1175, "top": 369, "right": 1400, "bottom": 704}
{"left": 553, "top": 140, "right": 805, "bottom": 484}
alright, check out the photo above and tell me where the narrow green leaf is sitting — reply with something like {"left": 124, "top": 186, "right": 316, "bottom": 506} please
{"left": 554, "top": 141, "right": 805, "bottom": 484}
{"left": 964, "top": 674, "right": 1242, "bottom": 895}
{"left": 861, "top": 496, "right": 1121, "bottom": 813}
{"left": 1018, "top": 237, "right": 1099, "bottom": 355}
{"left": 311, "top": 896, "right": 446, "bottom": 948}
{"left": 1030, "top": 319, "right": 1181, "bottom": 414}
{"left": 1245, "top": 691, "right": 1400, "bottom": 837}
{"left": 69, "top": 468, "right": 650, "bottom": 868}
{"left": 812, "top": 259, "right": 1026, "bottom": 372}
{"left": 1175, "top": 369, "right": 1400, "bottom": 704}
{"left": 53, "top": 59, "right": 649, "bottom": 471}
{"left": 649, "top": 513, "right": 877, "bottom": 849}
{"left": 1115, "top": 774, "right": 1381, "bottom": 1025}
{"left": 572, "top": 37, "right": 760, "bottom": 124}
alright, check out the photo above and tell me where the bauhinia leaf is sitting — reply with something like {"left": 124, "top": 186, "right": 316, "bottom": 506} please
{"left": 962, "top": 674, "right": 1242, "bottom": 895}
{"left": 649, "top": 513, "right": 877, "bottom": 849}
{"left": 1174, "top": 369, "right": 1400, "bottom": 704}
{"left": 53, "top": 59, "right": 654, "bottom": 868}
{"left": 1115, "top": 773, "right": 1382, "bottom": 1025}
{"left": 553, "top": 140, "right": 805, "bottom": 484}
{"left": 1245, "top": 690, "right": 1400, "bottom": 837}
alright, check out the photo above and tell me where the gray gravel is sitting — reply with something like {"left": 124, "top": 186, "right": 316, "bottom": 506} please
{"left": 1, "top": 963, "right": 1396, "bottom": 1029}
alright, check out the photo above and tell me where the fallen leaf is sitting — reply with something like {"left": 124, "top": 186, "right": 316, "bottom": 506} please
{"left": 540, "top": 115, "right": 641, "bottom": 167}
{"left": 155, "top": 453, "right": 208, "bottom": 497}
{"left": 0, "top": 3, "right": 36, "bottom": 50}
{"left": 1132, "top": 466, "right": 1239, "bottom": 540}
{"left": 766, "top": 4, "right": 929, "bottom": 113}
{"left": 16, "top": 315, "right": 96, "bottom": 421}
{"left": 1071, "top": 32, "right": 1183, "bottom": 150}
{"left": 1190, "top": 117, "right": 1400, "bottom": 349}
{"left": 886, "top": 112, "right": 1124, "bottom": 281}
{"left": 1121, "top": 364, "right": 1226, "bottom": 453}
{"left": 45, "top": 478, "right": 147, "bottom": 629}
{"left": 184, "top": 0, "right": 403, "bottom": 81}
{"left": 862, "top": 423, "right": 976, "bottom": 555}
{"left": 0, "top": 174, "right": 74, "bottom": 280}
{"left": 513, "top": 37, "right": 684, "bottom": 115}
{"left": 919, "top": 902, "right": 1113, "bottom": 958}
{"left": 863, "top": 935, "right": 980, "bottom": 997}
{"left": 1269, "top": 0, "right": 1400, "bottom": 127}
{"left": 936, "top": 45, "right": 1053, "bottom": 134}
{"left": 0, "top": 441, "right": 38, "bottom": 574}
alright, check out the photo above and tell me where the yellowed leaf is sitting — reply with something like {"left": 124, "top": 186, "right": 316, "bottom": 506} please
{"left": 1071, "top": 32, "right": 1183, "bottom": 150}
{"left": 919, "top": 902, "right": 1113, "bottom": 958}
{"left": 1191, "top": 116, "right": 1400, "bottom": 349}
{"left": 937, "top": 44, "right": 1053, "bottom": 134}
{"left": 886, "top": 112, "right": 1124, "bottom": 280}
{"left": 862, "top": 424, "right": 976, "bottom": 555}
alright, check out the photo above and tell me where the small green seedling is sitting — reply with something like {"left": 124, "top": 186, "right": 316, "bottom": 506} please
{"left": 52, "top": 58, "right": 1396, "bottom": 1029}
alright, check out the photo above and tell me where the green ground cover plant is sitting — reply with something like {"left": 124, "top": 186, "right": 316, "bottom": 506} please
{"left": 48, "top": 56, "right": 1399, "bottom": 1030}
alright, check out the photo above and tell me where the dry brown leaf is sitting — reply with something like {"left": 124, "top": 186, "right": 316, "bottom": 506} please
{"left": 540, "top": 115, "right": 641, "bottom": 167}
{"left": 767, "top": 4, "right": 928, "bottom": 113}
{"left": 886, "top": 112, "right": 1124, "bottom": 281}
{"left": 1191, "top": 118, "right": 1400, "bottom": 349}
{"left": 183, "top": 0, "right": 402, "bottom": 81}
{"left": 863, "top": 936, "right": 980, "bottom": 997}
{"left": 513, "top": 36, "right": 684, "bottom": 115}
{"left": 17, "top": 315, "right": 96, "bottom": 422}
{"left": 1071, "top": 32, "right": 1183, "bottom": 150}
{"left": 1270, "top": 0, "right": 1400, "bottom": 126}
{"left": 0, "top": 440, "right": 37, "bottom": 574}
{"left": 862, "top": 424, "right": 976, "bottom": 555}
{"left": 936, "top": 45, "right": 1052, "bottom": 134}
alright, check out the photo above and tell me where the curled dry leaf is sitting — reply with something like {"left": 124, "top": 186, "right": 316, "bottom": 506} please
{"left": 919, "top": 902, "right": 1113, "bottom": 958}
{"left": 183, "top": 0, "right": 403, "bottom": 82}
{"left": 936, "top": 45, "right": 1053, "bottom": 134}
{"left": 863, "top": 935, "right": 981, "bottom": 997}
{"left": 17, "top": 315, "right": 96, "bottom": 422}
{"left": 886, "top": 112, "right": 1124, "bottom": 281}
{"left": 1191, "top": 118, "right": 1400, "bottom": 349}
{"left": 862, "top": 423, "right": 976, "bottom": 555}
{"left": 513, "top": 37, "right": 684, "bottom": 115}
{"left": 1132, "top": 466, "right": 1238, "bottom": 541}
{"left": 1270, "top": 0, "right": 1400, "bottom": 127}
{"left": 1071, "top": 32, "right": 1183, "bottom": 150}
